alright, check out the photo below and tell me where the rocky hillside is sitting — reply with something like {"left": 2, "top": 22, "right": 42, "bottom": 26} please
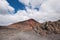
{"left": 33, "top": 20, "right": 60, "bottom": 36}
{"left": 5, "top": 19, "right": 60, "bottom": 35}
{"left": 0, "top": 19, "right": 60, "bottom": 40}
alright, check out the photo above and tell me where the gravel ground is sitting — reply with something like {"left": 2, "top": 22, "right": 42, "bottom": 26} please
{"left": 0, "top": 28, "right": 60, "bottom": 40}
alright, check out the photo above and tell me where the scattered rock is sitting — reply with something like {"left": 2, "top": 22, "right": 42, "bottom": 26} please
{"left": 33, "top": 20, "right": 60, "bottom": 36}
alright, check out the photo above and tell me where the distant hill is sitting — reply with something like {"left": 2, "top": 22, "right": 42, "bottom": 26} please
{"left": 7, "top": 19, "right": 40, "bottom": 31}
{"left": 0, "top": 19, "right": 60, "bottom": 35}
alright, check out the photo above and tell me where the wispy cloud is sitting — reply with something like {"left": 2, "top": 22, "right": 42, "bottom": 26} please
{"left": 19, "top": 0, "right": 60, "bottom": 22}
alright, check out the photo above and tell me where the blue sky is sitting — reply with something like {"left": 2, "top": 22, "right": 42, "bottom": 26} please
{"left": 7, "top": 0, "right": 26, "bottom": 13}
{"left": 7, "top": 0, "right": 40, "bottom": 13}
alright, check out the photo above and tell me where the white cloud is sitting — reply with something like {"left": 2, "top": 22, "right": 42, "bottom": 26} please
{"left": 19, "top": 0, "right": 60, "bottom": 13}
{"left": 19, "top": 0, "right": 60, "bottom": 22}
{"left": 19, "top": 0, "right": 45, "bottom": 9}
{"left": 0, "top": 0, "right": 30, "bottom": 26}
{"left": 0, "top": 0, "right": 14, "bottom": 15}
{"left": 49, "top": 0, "right": 60, "bottom": 13}
{"left": 0, "top": 0, "right": 60, "bottom": 26}
{"left": 0, "top": 10, "right": 30, "bottom": 26}
{"left": 26, "top": 8, "right": 60, "bottom": 23}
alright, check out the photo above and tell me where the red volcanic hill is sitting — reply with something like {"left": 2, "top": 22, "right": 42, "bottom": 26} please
{"left": 8, "top": 19, "right": 40, "bottom": 31}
